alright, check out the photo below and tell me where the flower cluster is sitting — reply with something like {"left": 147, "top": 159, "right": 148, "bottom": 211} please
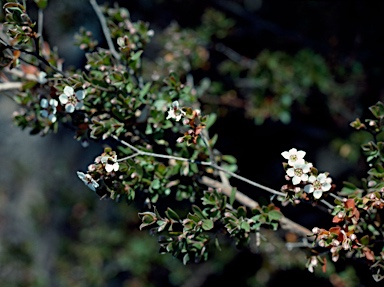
{"left": 40, "top": 97, "right": 58, "bottom": 123}
{"left": 166, "top": 101, "right": 207, "bottom": 145}
{"left": 166, "top": 101, "right": 186, "bottom": 121}
{"left": 281, "top": 148, "right": 332, "bottom": 200}
{"left": 311, "top": 226, "right": 358, "bottom": 262}
{"left": 77, "top": 148, "right": 120, "bottom": 192}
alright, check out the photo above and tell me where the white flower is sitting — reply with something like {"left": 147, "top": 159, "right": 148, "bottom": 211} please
{"left": 77, "top": 171, "right": 99, "bottom": 191}
{"left": 166, "top": 101, "right": 186, "bottom": 121}
{"left": 286, "top": 161, "right": 312, "bottom": 185}
{"left": 304, "top": 173, "right": 332, "bottom": 199}
{"left": 101, "top": 155, "right": 119, "bottom": 173}
{"left": 40, "top": 98, "right": 58, "bottom": 123}
{"left": 282, "top": 148, "right": 306, "bottom": 166}
{"left": 59, "top": 86, "right": 86, "bottom": 113}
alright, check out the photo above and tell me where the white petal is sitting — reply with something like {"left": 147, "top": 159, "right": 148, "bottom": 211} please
{"left": 59, "top": 94, "right": 68, "bottom": 104}
{"left": 75, "top": 90, "right": 86, "bottom": 100}
{"left": 77, "top": 171, "right": 87, "bottom": 181}
{"left": 308, "top": 175, "right": 316, "bottom": 183}
{"left": 281, "top": 151, "right": 290, "bottom": 159}
{"left": 40, "top": 110, "right": 48, "bottom": 118}
{"left": 317, "top": 173, "right": 327, "bottom": 181}
{"left": 292, "top": 176, "right": 301, "bottom": 185}
{"left": 322, "top": 183, "right": 331, "bottom": 191}
{"left": 100, "top": 156, "right": 109, "bottom": 164}
{"left": 91, "top": 181, "right": 99, "bottom": 189}
{"left": 105, "top": 164, "right": 113, "bottom": 173}
{"left": 286, "top": 168, "right": 295, "bottom": 177}
{"left": 289, "top": 148, "right": 297, "bottom": 154}
{"left": 64, "top": 86, "right": 74, "bottom": 96}
{"left": 40, "top": 98, "right": 48, "bottom": 108}
{"left": 75, "top": 102, "right": 84, "bottom": 110}
{"left": 65, "top": 104, "right": 75, "bottom": 113}
{"left": 50, "top": 99, "right": 58, "bottom": 107}
{"left": 171, "top": 101, "right": 179, "bottom": 108}
{"left": 296, "top": 150, "right": 306, "bottom": 158}
{"left": 49, "top": 114, "right": 57, "bottom": 123}
{"left": 313, "top": 190, "right": 323, "bottom": 199}
{"left": 304, "top": 184, "right": 314, "bottom": 193}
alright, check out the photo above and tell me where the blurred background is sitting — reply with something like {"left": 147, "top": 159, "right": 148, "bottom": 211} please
{"left": 1, "top": 0, "right": 384, "bottom": 286}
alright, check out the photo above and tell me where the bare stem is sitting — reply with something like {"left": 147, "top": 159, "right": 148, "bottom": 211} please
{"left": 329, "top": 192, "right": 345, "bottom": 202}
{"left": 0, "top": 37, "right": 65, "bottom": 76}
{"left": 111, "top": 135, "right": 286, "bottom": 197}
{"left": 0, "top": 82, "right": 23, "bottom": 91}
{"left": 320, "top": 199, "right": 335, "bottom": 210}
{"left": 89, "top": 0, "right": 121, "bottom": 60}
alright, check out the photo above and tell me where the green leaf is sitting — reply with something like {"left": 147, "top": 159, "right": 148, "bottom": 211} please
{"left": 151, "top": 178, "right": 161, "bottom": 189}
{"left": 165, "top": 207, "right": 180, "bottom": 221}
{"left": 237, "top": 206, "right": 247, "bottom": 218}
{"left": 240, "top": 221, "right": 250, "bottom": 232}
{"left": 188, "top": 213, "right": 201, "bottom": 223}
{"left": 183, "top": 253, "right": 190, "bottom": 265}
{"left": 139, "top": 82, "right": 151, "bottom": 99}
{"left": 369, "top": 101, "right": 384, "bottom": 119}
{"left": 268, "top": 210, "right": 282, "bottom": 222}
{"left": 201, "top": 219, "right": 214, "bottom": 231}
{"left": 229, "top": 187, "right": 236, "bottom": 206}
{"left": 192, "top": 205, "right": 205, "bottom": 219}
{"left": 222, "top": 154, "right": 237, "bottom": 164}
{"left": 205, "top": 113, "right": 217, "bottom": 129}
{"left": 360, "top": 235, "right": 370, "bottom": 245}
{"left": 131, "top": 50, "right": 143, "bottom": 61}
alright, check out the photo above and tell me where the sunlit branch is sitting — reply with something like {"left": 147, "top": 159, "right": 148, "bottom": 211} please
{"left": 111, "top": 134, "right": 287, "bottom": 197}
{"left": 200, "top": 175, "right": 313, "bottom": 238}
{"left": 0, "top": 82, "right": 23, "bottom": 91}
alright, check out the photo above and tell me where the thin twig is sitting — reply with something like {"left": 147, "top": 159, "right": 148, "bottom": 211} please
{"left": 89, "top": 0, "right": 120, "bottom": 60}
{"left": 111, "top": 134, "right": 287, "bottom": 197}
{"left": 320, "top": 199, "right": 335, "bottom": 210}
{"left": 329, "top": 192, "right": 345, "bottom": 202}
{"left": 0, "top": 37, "right": 65, "bottom": 76}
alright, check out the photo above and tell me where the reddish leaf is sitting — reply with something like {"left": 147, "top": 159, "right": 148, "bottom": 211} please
{"left": 332, "top": 215, "right": 343, "bottom": 223}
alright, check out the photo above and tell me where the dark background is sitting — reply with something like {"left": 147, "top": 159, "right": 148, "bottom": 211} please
{"left": 1, "top": 0, "right": 384, "bottom": 286}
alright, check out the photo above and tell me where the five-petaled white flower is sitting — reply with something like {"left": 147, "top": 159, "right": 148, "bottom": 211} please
{"left": 286, "top": 161, "right": 312, "bottom": 185}
{"left": 77, "top": 171, "right": 99, "bottom": 191}
{"left": 40, "top": 98, "right": 58, "bottom": 123}
{"left": 282, "top": 148, "right": 306, "bottom": 166}
{"left": 101, "top": 155, "right": 119, "bottom": 173}
{"left": 166, "top": 101, "right": 186, "bottom": 121}
{"left": 59, "top": 86, "right": 86, "bottom": 113}
{"left": 304, "top": 173, "right": 332, "bottom": 199}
